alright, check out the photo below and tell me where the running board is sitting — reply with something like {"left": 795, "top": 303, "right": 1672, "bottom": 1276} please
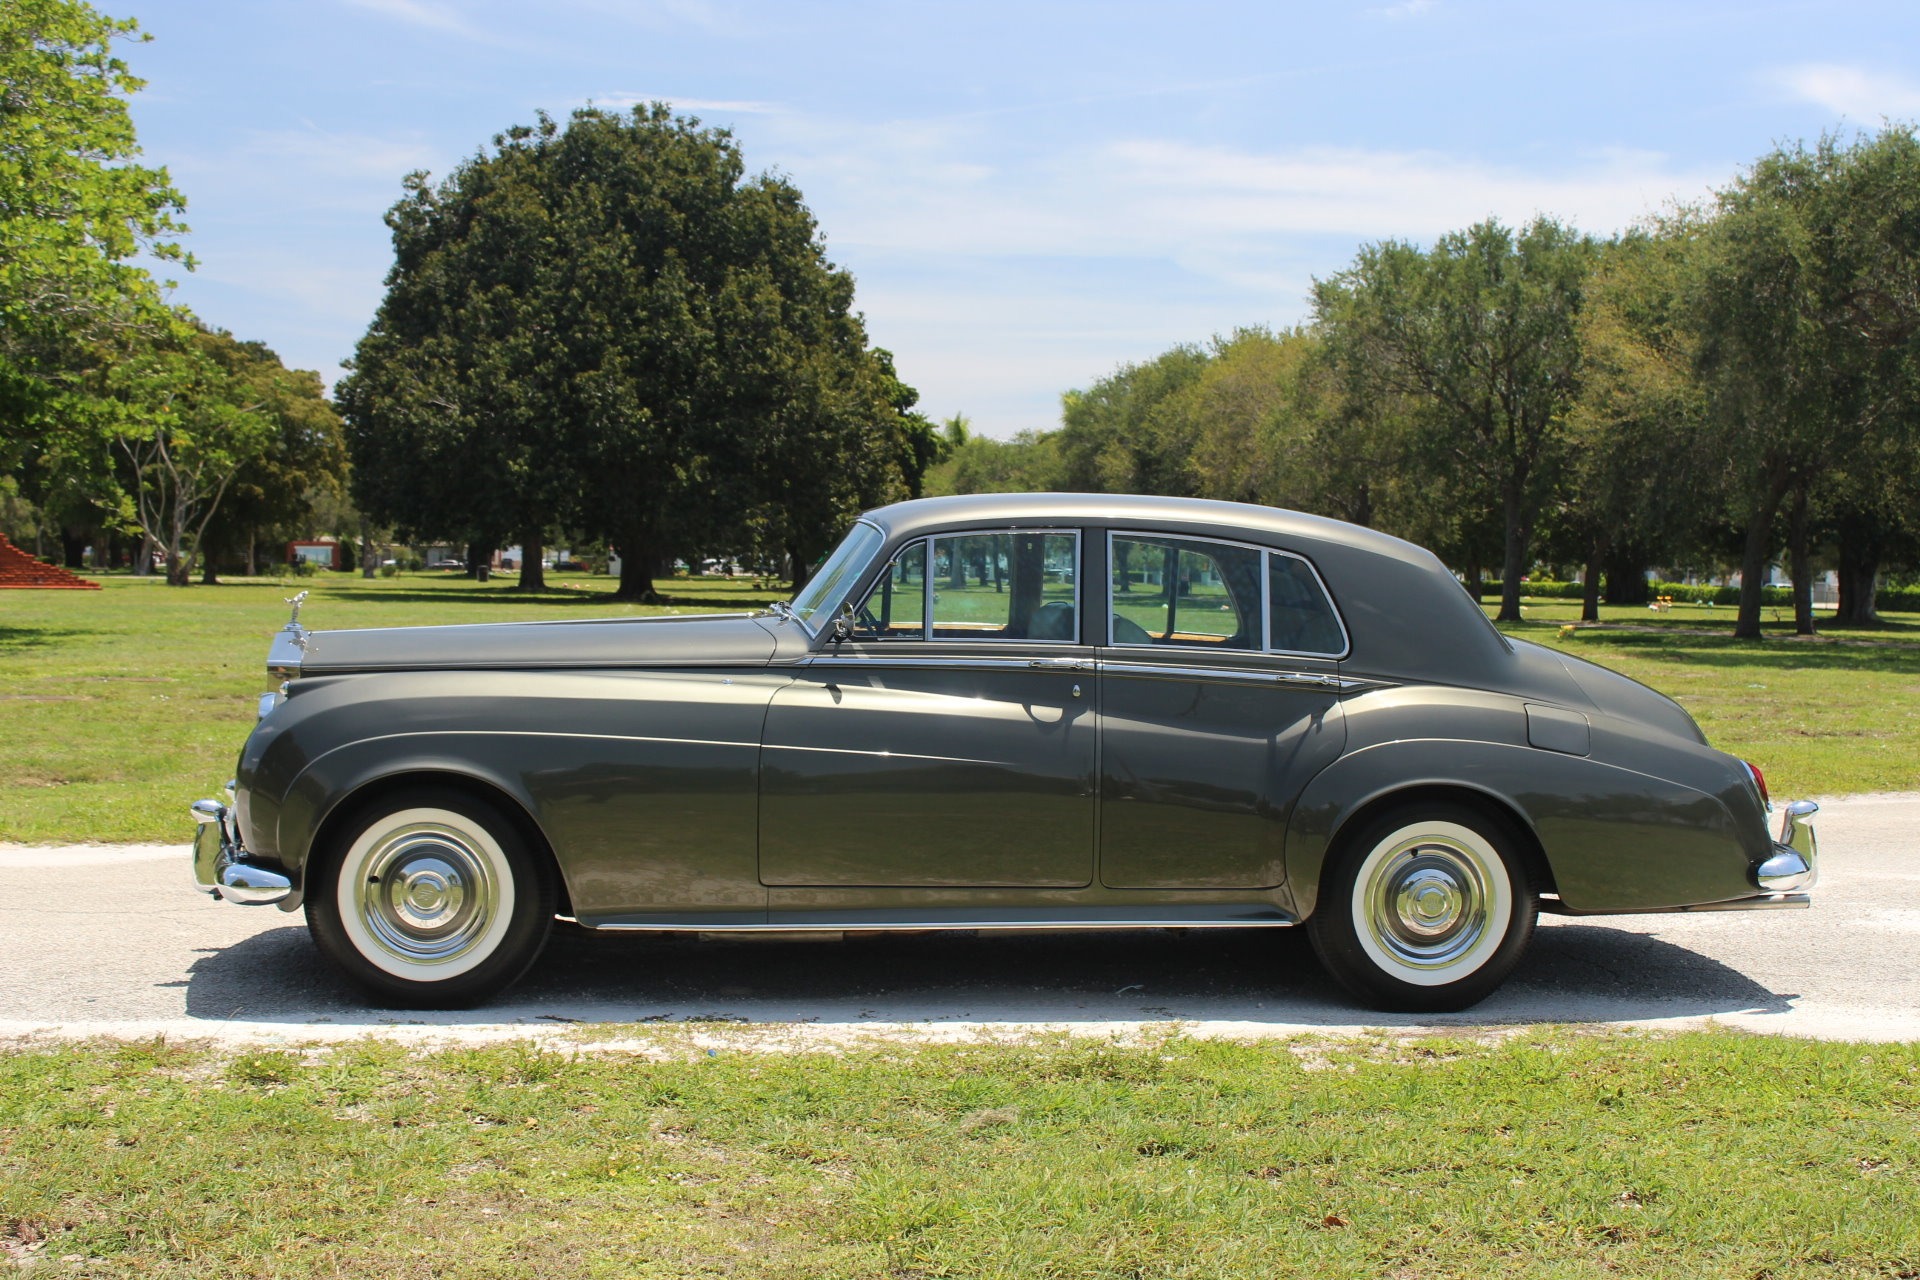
{"left": 572, "top": 904, "right": 1299, "bottom": 932}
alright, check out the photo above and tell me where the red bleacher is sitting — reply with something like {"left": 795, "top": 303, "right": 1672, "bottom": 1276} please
{"left": 0, "top": 534, "right": 102, "bottom": 589}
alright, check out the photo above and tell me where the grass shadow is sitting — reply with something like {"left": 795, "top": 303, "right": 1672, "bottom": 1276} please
{"left": 0, "top": 625, "right": 82, "bottom": 655}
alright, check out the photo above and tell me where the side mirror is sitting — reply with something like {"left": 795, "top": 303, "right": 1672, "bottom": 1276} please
{"left": 831, "top": 602, "right": 855, "bottom": 643}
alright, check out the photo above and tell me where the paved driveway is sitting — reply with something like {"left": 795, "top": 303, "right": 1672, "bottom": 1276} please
{"left": 2, "top": 793, "right": 1914, "bottom": 1046}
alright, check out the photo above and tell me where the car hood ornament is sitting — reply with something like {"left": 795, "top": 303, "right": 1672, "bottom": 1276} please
{"left": 284, "top": 590, "right": 309, "bottom": 630}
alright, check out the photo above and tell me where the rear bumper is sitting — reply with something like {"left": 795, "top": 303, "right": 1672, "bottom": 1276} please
{"left": 190, "top": 799, "right": 292, "bottom": 906}
{"left": 1546, "top": 798, "right": 1819, "bottom": 916}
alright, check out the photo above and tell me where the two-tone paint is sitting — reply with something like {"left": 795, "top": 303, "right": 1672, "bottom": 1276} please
{"left": 200, "top": 493, "right": 1814, "bottom": 943}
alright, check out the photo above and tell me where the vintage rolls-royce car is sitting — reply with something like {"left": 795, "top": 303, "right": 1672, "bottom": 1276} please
{"left": 190, "top": 494, "right": 1818, "bottom": 1012}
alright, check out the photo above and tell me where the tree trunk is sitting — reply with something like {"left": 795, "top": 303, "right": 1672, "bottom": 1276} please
{"left": 246, "top": 534, "right": 258, "bottom": 578}
{"left": 201, "top": 557, "right": 219, "bottom": 585}
{"left": 1733, "top": 481, "right": 1787, "bottom": 639}
{"left": 134, "top": 533, "right": 155, "bottom": 577}
{"left": 518, "top": 531, "right": 546, "bottom": 591}
{"left": 1464, "top": 565, "right": 1484, "bottom": 604}
{"left": 466, "top": 542, "right": 492, "bottom": 583}
{"left": 1580, "top": 544, "right": 1603, "bottom": 624}
{"left": 1835, "top": 519, "right": 1883, "bottom": 626}
{"left": 1495, "top": 490, "right": 1528, "bottom": 623}
{"left": 1787, "top": 488, "right": 1816, "bottom": 637}
{"left": 60, "top": 527, "right": 88, "bottom": 569}
{"left": 615, "top": 536, "right": 659, "bottom": 602}
{"left": 788, "top": 541, "right": 810, "bottom": 592}
{"left": 361, "top": 520, "right": 377, "bottom": 580}
{"left": 1601, "top": 552, "right": 1650, "bottom": 605}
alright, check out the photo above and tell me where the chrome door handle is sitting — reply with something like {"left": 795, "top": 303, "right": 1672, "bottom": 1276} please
{"left": 1274, "top": 671, "right": 1341, "bottom": 688}
{"left": 1028, "top": 657, "right": 1096, "bottom": 671}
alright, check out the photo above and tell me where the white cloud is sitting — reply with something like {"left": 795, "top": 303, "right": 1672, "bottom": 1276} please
{"left": 1375, "top": 0, "right": 1436, "bottom": 17}
{"left": 241, "top": 127, "right": 439, "bottom": 184}
{"left": 1775, "top": 63, "right": 1920, "bottom": 121}
{"left": 341, "top": 0, "right": 490, "bottom": 41}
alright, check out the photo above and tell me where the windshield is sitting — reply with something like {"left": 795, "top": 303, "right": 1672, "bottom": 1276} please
{"left": 789, "top": 520, "right": 884, "bottom": 632}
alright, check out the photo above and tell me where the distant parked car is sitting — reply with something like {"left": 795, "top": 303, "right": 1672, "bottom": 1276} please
{"left": 428, "top": 559, "right": 465, "bottom": 570}
{"left": 190, "top": 494, "right": 1818, "bottom": 1012}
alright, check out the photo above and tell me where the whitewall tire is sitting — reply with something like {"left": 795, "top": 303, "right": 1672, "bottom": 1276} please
{"left": 1308, "top": 803, "right": 1536, "bottom": 1012}
{"left": 306, "top": 787, "right": 556, "bottom": 1008}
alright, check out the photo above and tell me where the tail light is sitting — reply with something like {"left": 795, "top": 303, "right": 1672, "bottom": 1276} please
{"left": 1745, "top": 761, "right": 1770, "bottom": 807}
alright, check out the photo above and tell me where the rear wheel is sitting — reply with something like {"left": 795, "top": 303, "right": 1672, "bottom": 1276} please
{"left": 306, "top": 787, "right": 556, "bottom": 1008}
{"left": 1307, "top": 802, "right": 1536, "bottom": 1012}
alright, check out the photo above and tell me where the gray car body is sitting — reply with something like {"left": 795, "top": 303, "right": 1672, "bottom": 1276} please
{"left": 229, "top": 493, "right": 1779, "bottom": 930}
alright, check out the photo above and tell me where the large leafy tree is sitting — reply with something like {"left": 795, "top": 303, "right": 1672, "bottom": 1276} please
{"left": 342, "top": 106, "right": 920, "bottom": 599}
{"left": 1313, "top": 218, "right": 1598, "bottom": 622}
{"left": 104, "top": 323, "right": 319, "bottom": 585}
{"left": 0, "top": 0, "right": 186, "bottom": 474}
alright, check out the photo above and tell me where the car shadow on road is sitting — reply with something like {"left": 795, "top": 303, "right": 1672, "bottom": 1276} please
{"left": 180, "top": 918, "right": 1795, "bottom": 1031}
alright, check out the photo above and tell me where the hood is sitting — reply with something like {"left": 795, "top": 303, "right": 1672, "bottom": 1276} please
{"left": 287, "top": 612, "right": 781, "bottom": 676}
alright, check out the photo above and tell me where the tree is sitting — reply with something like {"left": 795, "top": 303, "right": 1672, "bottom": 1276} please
{"left": 104, "top": 323, "right": 314, "bottom": 585}
{"left": 1314, "top": 218, "right": 1598, "bottom": 622}
{"left": 344, "top": 106, "right": 921, "bottom": 600}
{"left": 0, "top": 0, "right": 186, "bottom": 474}
{"left": 1057, "top": 346, "right": 1210, "bottom": 495}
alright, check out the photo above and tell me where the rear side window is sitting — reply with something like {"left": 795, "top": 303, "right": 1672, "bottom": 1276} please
{"left": 1106, "top": 532, "right": 1347, "bottom": 657}
{"left": 1268, "top": 553, "right": 1346, "bottom": 656}
{"left": 1110, "top": 535, "right": 1261, "bottom": 650}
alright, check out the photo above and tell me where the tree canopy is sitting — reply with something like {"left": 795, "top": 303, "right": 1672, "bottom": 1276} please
{"left": 340, "top": 105, "right": 927, "bottom": 598}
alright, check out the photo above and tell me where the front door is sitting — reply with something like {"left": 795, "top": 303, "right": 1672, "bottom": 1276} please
{"left": 758, "top": 529, "right": 1098, "bottom": 887}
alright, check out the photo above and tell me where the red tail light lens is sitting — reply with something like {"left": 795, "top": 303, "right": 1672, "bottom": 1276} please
{"left": 1746, "top": 761, "right": 1769, "bottom": 806}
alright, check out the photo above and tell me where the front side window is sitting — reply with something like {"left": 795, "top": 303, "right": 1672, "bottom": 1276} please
{"left": 849, "top": 540, "right": 927, "bottom": 640}
{"left": 926, "top": 531, "right": 1079, "bottom": 642}
{"left": 1110, "top": 535, "right": 1262, "bottom": 650}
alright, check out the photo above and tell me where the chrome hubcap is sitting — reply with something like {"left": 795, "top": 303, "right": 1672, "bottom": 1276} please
{"left": 354, "top": 825, "right": 496, "bottom": 965}
{"left": 1363, "top": 838, "right": 1491, "bottom": 970}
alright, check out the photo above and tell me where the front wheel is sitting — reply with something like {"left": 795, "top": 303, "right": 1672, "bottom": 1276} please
{"left": 1307, "top": 803, "right": 1536, "bottom": 1013}
{"left": 306, "top": 787, "right": 556, "bottom": 1008}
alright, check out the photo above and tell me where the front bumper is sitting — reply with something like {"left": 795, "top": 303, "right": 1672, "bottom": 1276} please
{"left": 190, "top": 799, "right": 292, "bottom": 905}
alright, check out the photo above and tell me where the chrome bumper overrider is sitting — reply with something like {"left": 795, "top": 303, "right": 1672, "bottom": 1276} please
{"left": 1754, "top": 799, "right": 1819, "bottom": 893}
{"left": 190, "top": 799, "right": 291, "bottom": 905}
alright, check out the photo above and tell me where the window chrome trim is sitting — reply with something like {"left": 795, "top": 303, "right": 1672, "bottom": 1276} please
{"left": 1098, "top": 659, "right": 1368, "bottom": 690}
{"left": 804, "top": 654, "right": 1095, "bottom": 673}
{"left": 1104, "top": 530, "right": 1350, "bottom": 660}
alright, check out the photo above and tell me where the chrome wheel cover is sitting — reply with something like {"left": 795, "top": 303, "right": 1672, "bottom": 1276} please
{"left": 336, "top": 808, "right": 516, "bottom": 980}
{"left": 1350, "top": 821, "right": 1512, "bottom": 986}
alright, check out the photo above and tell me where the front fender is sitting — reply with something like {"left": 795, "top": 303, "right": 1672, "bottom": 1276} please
{"left": 1284, "top": 737, "right": 1757, "bottom": 919}
{"left": 239, "top": 669, "right": 785, "bottom": 918}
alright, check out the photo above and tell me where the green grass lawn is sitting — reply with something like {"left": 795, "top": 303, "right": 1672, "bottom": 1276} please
{"left": 2, "top": 1030, "right": 1915, "bottom": 1277}
{"left": 1, "top": 574, "right": 1915, "bottom": 843}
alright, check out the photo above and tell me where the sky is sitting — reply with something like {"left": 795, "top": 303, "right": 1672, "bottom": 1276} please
{"left": 123, "top": 0, "right": 1920, "bottom": 438}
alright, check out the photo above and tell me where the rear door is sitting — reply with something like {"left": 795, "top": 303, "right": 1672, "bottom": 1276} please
{"left": 1097, "top": 532, "right": 1348, "bottom": 889}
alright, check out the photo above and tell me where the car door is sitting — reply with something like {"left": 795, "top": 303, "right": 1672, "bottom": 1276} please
{"left": 758, "top": 529, "right": 1098, "bottom": 887}
{"left": 1098, "top": 532, "right": 1348, "bottom": 890}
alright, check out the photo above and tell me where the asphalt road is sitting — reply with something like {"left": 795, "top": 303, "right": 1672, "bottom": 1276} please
{"left": 2, "top": 793, "right": 1915, "bottom": 1046}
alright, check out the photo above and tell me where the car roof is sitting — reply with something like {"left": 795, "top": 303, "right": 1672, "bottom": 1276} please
{"left": 859, "top": 492, "right": 1512, "bottom": 681}
{"left": 864, "top": 492, "right": 1436, "bottom": 570}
